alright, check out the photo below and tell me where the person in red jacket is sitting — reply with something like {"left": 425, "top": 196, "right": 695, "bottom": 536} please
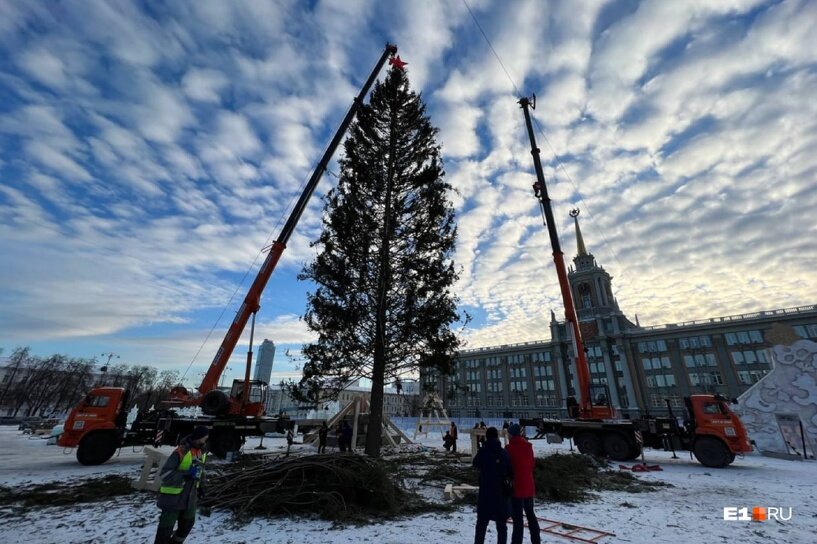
{"left": 505, "top": 424, "right": 541, "bottom": 544}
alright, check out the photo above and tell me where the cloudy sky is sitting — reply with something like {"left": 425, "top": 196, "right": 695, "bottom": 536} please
{"left": 1, "top": 0, "right": 815, "bottom": 387}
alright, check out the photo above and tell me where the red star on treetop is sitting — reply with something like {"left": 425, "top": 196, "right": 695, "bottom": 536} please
{"left": 389, "top": 55, "right": 407, "bottom": 70}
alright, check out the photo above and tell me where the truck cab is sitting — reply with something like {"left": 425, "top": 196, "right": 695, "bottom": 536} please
{"left": 197, "top": 379, "right": 268, "bottom": 417}
{"left": 685, "top": 394, "right": 753, "bottom": 466}
{"left": 58, "top": 387, "right": 128, "bottom": 465}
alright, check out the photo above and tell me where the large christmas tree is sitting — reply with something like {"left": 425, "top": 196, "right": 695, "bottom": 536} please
{"left": 292, "top": 64, "right": 464, "bottom": 457}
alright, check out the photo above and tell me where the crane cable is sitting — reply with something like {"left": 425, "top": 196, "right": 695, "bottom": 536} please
{"left": 179, "top": 145, "right": 335, "bottom": 384}
{"left": 461, "top": 0, "right": 630, "bottom": 301}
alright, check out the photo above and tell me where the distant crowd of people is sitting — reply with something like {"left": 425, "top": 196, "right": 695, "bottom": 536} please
{"left": 313, "top": 420, "right": 354, "bottom": 453}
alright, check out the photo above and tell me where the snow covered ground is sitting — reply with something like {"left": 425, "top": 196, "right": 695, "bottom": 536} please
{"left": 0, "top": 425, "right": 815, "bottom": 544}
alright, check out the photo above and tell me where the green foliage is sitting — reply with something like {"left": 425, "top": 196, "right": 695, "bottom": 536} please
{"left": 285, "top": 67, "right": 465, "bottom": 456}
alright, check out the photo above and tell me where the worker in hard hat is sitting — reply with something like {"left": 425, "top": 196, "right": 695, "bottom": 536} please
{"left": 154, "top": 426, "right": 209, "bottom": 544}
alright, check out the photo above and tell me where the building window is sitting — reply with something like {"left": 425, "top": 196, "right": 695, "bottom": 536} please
{"left": 536, "top": 379, "right": 555, "bottom": 391}
{"left": 579, "top": 283, "right": 592, "bottom": 308}
{"left": 534, "top": 365, "right": 553, "bottom": 377}
{"left": 726, "top": 330, "right": 765, "bottom": 346}
{"left": 644, "top": 356, "right": 672, "bottom": 369}
{"left": 679, "top": 335, "right": 713, "bottom": 349}
{"left": 532, "top": 352, "right": 551, "bottom": 363}
{"left": 794, "top": 324, "right": 817, "bottom": 338}
{"left": 652, "top": 394, "right": 683, "bottom": 408}
{"left": 535, "top": 394, "right": 557, "bottom": 407}
{"left": 709, "top": 372, "right": 723, "bottom": 385}
{"left": 731, "top": 349, "right": 771, "bottom": 366}
{"left": 646, "top": 374, "right": 676, "bottom": 388}
{"left": 689, "top": 372, "right": 722, "bottom": 386}
{"left": 684, "top": 354, "right": 715, "bottom": 368}
{"left": 638, "top": 340, "right": 668, "bottom": 353}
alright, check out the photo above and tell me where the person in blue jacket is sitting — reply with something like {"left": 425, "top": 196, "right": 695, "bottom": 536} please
{"left": 472, "top": 426, "right": 512, "bottom": 544}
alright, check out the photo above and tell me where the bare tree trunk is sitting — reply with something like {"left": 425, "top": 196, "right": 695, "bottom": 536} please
{"left": 365, "top": 94, "right": 399, "bottom": 458}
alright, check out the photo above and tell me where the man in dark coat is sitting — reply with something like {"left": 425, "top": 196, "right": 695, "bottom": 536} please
{"left": 450, "top": 421, "right": 458, "bottom": 453}
{"left": 341, "top": 421, "right": 353, "bottom": 452}
{"left": 505, "top": 424, "right": 541, "bottom": 544}
{"left": 443, "top": 430, "right": 455, "bottom": 452}
{"left": 336, "top": 423, "right": 346, "bottom": 452}
{"left": 318, "top": 421, "right": 329, "bottom": 454}
{"left": 472, "top": 426, "right": 512, "bottom": 544}
{"left": 154, "top": 426, "right": 209, "bottom": 544}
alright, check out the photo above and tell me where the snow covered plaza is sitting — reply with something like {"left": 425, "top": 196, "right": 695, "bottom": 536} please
{"left": 3, "top": 1, "right": 817, "bottom": 543}
{"left": 1, "top": 424, "right": 815, "bottom": 544}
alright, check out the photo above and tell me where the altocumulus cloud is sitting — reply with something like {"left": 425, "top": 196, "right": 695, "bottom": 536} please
{"left": 0, "top": 0, "right": 814, "bottom": 370}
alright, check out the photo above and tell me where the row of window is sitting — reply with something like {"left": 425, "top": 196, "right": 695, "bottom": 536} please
{"left": 643, "top": 356, "right": 671, "bottom": 370}
{"left": 725, "top": 330, "right": 764, "bottom": 345}
{"left": 650, "top": 394, "right": 683, "bottom": 408}
{"left": 730, "top": 349, "right": 770, "bottom": 365}
{"left": 638, "top": 340, "right": 668, "bottom": 353}
{"left": 464, "top": 365, "right": 553, "bottom": 381}
{"left": 794, "top": 324, "right": 817, "bottom": 338}
{"left": 452, "top": 391, "right": 564, "bottom": 407}
{"left": 510, "top": 381, "right": 528, "bottom": 392}
{"left": 683, "top": 353, "right": 717, "bottom": 368}
{"left": 646, "top": 374, "right": 677, "bottom": 388}
{"left": 689, "top": 372, "right": 723, "bottom": 386}
{"left": 585, "top": 345, "right": 604, "bottom": 358}
{"left": 535, "top": 378, "right": 556, "bottom": 391}
{"left": 535, "top": 395, "right": 559, "bottom": 407}
{"left": 737, "top": 369, "right": 769, "bottom": 384}
{"left": 458, "top": 351, "right": 553, "bottom": 368}
{"left": 678, "top": 335, "right": 713, "bottom": 349}
{"left": 533, "top": 365, "right": 553, "bottom": 377}
{"left": 589, "top": 362, "right": 606, "bottom": 374}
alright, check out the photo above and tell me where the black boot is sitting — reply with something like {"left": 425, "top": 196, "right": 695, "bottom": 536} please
{"left": 154, "top": 526, "right": 174, "bottom": 544}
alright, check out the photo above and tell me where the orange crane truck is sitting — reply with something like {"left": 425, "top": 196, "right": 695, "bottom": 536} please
{"left": 58, "top": 43, "right": 401, "bottom": 465}
{"left": 516, "top": 96, "right": 752, "bottom": 468}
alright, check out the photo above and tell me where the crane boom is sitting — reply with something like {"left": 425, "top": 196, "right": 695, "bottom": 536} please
{"left": 197, "top": 43, "right": 399, "bottom": 396}
{"left": 518, "top": 96, "right": 609, "bottom": 420}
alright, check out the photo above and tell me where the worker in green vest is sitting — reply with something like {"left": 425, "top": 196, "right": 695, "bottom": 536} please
{"left": 154, "top": 426, "right": 209, "bottom": 544}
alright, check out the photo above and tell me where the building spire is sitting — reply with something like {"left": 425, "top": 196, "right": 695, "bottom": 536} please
{"left": 569, "top": 208, "right": 587, "bottom": 256}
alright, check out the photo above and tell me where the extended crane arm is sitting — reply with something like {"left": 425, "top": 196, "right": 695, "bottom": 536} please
{"left": 518, "top": 96, "right": 594, "bottom": 417}
{"left": 197, "top": 43, "right": 399, "bottom": 396}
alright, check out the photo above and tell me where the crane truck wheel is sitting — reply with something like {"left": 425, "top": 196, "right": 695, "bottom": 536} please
{"left": 201, "top": 390, "right": 229, "bottom": 416}
{"left": 693, "top": 437, "right": 731, "bottom": 468}
{"left": 603, "top": 432, "right": 632, "bottom": 461}
{"left": 625, "top": 444, "right": 643, "bottom": 461}
{"left": 574, "top": 432, "right": 603, "bottom": 456}
{"left": 77, "top": 431, "right": 118, "bottom": 465}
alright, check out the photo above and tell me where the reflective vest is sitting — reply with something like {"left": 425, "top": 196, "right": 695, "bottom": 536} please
{"left": 159, "top": 446, "right": 206, "bottom": 495}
